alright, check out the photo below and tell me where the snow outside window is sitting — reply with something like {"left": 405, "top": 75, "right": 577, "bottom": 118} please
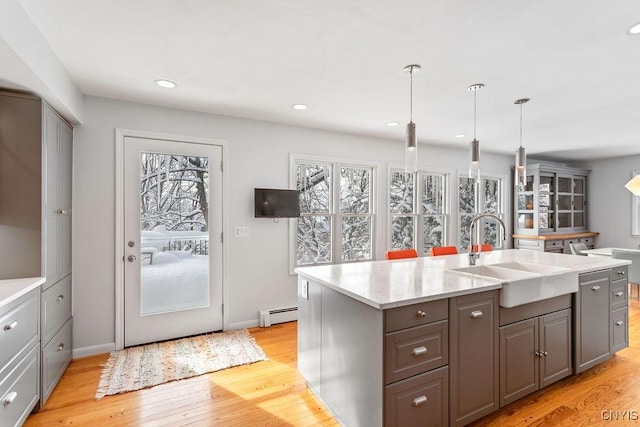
{"left": 295, "top": 161, "right": 374, "bottom": 266}
{"left": 390, "top": 169, "right": 449, "bottom": 255}
{"left": 458, "top": 175, "right": 504, "bottom": 251}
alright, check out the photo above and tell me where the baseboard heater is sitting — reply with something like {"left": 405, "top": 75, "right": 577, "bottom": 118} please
{"left": 259, "top": 306, "right": 298, "bottom": 327}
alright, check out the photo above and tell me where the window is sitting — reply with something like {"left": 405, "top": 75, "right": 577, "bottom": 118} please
{"left": 458, "top": 175, "right": 505, "bottom": 251}
{"left": 294, "top": 158, "right": 375, "bottom": 267}
{"left": 389, "top": 169, "right": 449, "bottom": 255}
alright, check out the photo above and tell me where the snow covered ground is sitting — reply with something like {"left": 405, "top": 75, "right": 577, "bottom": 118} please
{"left": 140, "top": 250, "right": 210, "bottom": 315}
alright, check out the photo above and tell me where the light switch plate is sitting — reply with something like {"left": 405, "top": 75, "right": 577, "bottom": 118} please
{"left": 234, "top": 226, "right": 250, "bottom": 238}
{"left": 300, "top": 280, "right": 309, "bottom": 300}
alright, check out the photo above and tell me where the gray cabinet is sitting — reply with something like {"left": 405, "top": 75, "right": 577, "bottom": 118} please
{"left": 0, "top": 288, "right": 40, "bottom": 427}
{"left": 449, "top": 290, "right": 499, "bottom": 426}
{"left": 574, "top": 270, "right": 611, "bottom": 373}
{"left": 514, "top": 163, "right": 590, "bottom": 236}
{"left": 499, "top": 306, "right": 572, "bottom": 407}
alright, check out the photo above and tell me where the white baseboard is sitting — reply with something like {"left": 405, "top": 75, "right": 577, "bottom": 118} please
{"left": 229, "top": 319, "right": 260, "bottom": 330}
{"left": 73, "top": 342, "right": 116, "bottom": 359}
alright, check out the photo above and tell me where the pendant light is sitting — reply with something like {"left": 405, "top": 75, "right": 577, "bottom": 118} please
{"left": 467, "top": 83, "right": 484, "bottom": 181}
{"left": 625, "top": 174, "right": 640, "bottom": 195}
{"left": 404, "top": 64, "right": 420, "bottom": 172}
{"left": 514, "top": 98, "right": 530, "bottom": 191}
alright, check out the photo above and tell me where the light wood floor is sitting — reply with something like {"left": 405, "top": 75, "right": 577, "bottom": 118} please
{"left": 26, "top": 296, "right": 640, "bottom": 426}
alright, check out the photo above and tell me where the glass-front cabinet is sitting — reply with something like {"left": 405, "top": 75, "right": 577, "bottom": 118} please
{"left": 514, "top": 163, "right": 589, "bottom": 235}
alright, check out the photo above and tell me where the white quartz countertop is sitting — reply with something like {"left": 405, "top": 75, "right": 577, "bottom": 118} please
{"left": 0, "top": 277, "right": 45, "bottom": 307}
{"left": 295, "top": 249, "right": 631, "bottom": 309}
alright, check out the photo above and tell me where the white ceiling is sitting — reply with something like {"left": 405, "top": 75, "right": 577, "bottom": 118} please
{"left": 17, "top": 0, "right": 640, "bottom": 161}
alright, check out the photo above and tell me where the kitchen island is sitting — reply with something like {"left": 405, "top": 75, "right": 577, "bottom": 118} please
{"left": 295, "top": 249, "right": 631, "bottom": 427}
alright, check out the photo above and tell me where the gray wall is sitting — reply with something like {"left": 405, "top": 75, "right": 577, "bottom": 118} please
{"left": 580, "top": 155, "right": 640, "bottom": 249}
{"left": 72, "top": 95, "right": 515, "bottom": 354}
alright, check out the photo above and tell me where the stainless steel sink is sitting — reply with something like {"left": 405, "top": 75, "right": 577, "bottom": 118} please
{"left": 449, "top": 262, "right": 578, "bottom": 307}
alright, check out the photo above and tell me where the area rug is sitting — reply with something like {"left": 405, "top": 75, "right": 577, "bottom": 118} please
{"left": 95, "top": 329, "right": 267, "bottom": 399}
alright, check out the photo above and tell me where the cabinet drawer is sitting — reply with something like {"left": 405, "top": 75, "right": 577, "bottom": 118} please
{"left": 611, "top": 307, "right": 628, "bottom": 354}
{"left": 0, "top": 345, "right": 39, "bottom": 427}
{"left": 0, "top": 291, "right": 38, "bottom": 370}
{"left": 385, "top": 320, "right": 448, "bottom": 384}
{"left": 580, "top": 237, "right": 594, "bottom": 246}
{"left": 384, "top": 366, "right": 448, "bottom": 427}
{"left": 515, "top": 239, "right": 543, "bottom": 251}
{"left": 611, "top": 279, "right": 628, "bottom": 311}
{"left": 385, "top": 299, "right": 448, "bottom": 333}
{"left": 42, "top": 275, "right": 72, "bottom": 344}
{"left": 545, "top": 240, "right": 563, "bottom": 249}
{"left": 563, "top": 239, "right": 579, "bottom": 246}
{"left": 610, "top": 265, "right": 628, "bottom": 282}
{"left": 42, "top": 317, "right": 72, "bottom": 403}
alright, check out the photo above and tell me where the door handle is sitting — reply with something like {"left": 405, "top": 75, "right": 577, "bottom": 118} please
{"left": 470, "top": 310, "right": 484, "bottom": 318}
{"left": 591, "top": 285, "right": 600, "bottom": 291}
{"left": 412, "top": 395, "right": 428, "bottom": 407}
{"left": 127, "top": 255, "right": 137, "bottom": 262}
{"left": 411, "top": 346, "right": 428, "bottom": 356}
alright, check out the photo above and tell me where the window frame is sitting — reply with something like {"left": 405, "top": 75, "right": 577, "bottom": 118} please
{"left": 290, "top": 153, "right": 380, "bottom": 273}
{"left": 388, "top": 166, "right": 452, "bottom": 256}
{"left": 457, "top": 172, "right": 507, "bottom": 251}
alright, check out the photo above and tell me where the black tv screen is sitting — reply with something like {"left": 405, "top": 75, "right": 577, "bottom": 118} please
{"left": 254, "top": 188, "right": 301, "bottom": 218}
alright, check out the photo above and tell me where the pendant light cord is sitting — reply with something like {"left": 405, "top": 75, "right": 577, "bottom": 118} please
{"left": 409, "top": 67, "right": 414, "bottom": 122}
{"left": 473, "top": 89, "right": 477, "bottom": 140}
{"left": 519, "top": 103, "right": 523, "bottom": 149}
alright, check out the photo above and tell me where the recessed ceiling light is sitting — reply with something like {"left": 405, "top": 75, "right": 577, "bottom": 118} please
{"left": 628, "top": 22, "right": 640, "bottom": 35}
{"left": 454, "top": 134, "right": 467, "bottom": 138}
{"left": 386, "top": 121, "right": 400, "bottom": 127}
{"left": 155, "top": 79, "right": 177, "bottom": 89}
{"left": 292, "top": 104, "right": 308, "bottom": 110}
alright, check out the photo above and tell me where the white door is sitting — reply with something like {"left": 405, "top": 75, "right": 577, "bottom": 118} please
{"left": 123, "top": 136, "right": 223, "bottom": 347}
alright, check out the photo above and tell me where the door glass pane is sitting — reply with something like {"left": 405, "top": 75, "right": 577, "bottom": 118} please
{"left": 297, "top": 216, "right": 332, "bottom": 265}
{"left": 390, "top": 172, "right": 414, "bottom": 214}
{"left": 574, "top": 178, "right": 585, "bottom": 194}
{"left": 574, "top": 212, "right": 585, "bottom": 227}
{"left": 557, "top": 177, "right": 571, "bottom": 193}
{"left": 540, "top": 176, "right": 554, "bottom": 192}
{"left": 557, "top": 213, "right": 571, "bottom": 228}
{"left": 574, "top": 196, "right": 584, "bottom": 210}
{"left": 139, "top": 153, "right": 210, "bottom": 316}
{"left": 539, "top": 193, "right": 553, "bottom": 211}
{"left": 391, "top": 216, "right": 415, "bottom": 249}
{"left": 539, "top": 212, "right": 554, "bottom": 230}
{"left": 558, "top": 195, "right": 572, "bottom": 210}
{"left": 342, "top": 216, "right": 371, "bottom": 260}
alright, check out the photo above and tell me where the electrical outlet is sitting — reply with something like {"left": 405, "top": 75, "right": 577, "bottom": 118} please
{"left": 301, "top": 280, "right": 309, "bottom": 300}
{"left": 234, "top": 226, "right": 250, "bottom": 238}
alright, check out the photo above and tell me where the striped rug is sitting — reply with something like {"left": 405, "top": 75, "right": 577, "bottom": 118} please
{"left": 95, "top": 329, "right": 267, "bottom": 399}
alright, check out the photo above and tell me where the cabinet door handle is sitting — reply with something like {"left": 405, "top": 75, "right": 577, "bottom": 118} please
{"left": 3, "top": 320, "right": 17, "bottom": 331}
{"left": 618, "top": 270, "right": 626, "bottom": 276}
{"left": 3, "top": 391, "right": 17, "bottom": 406}
{"left": 412, "top": 395, "right": 428, "bottom": 407}
{"left": 616, "top": 321, "right": 624, "bottom": 326}
{"left": 411, "top": 346, "right": 428, "bottom": 356}
{"left": 591, "top": 286, "right": 601, "bottom": 291}
{"left": 616, "top": 291, "right": 624, "bottom": 297}
{"left": 56, "top": 294, "right": 65, "bottom": 302}
{"left": 57, "top": 343, "right": 65, "bottom": 351}
{"left": 416, "top": 310, "right": 427, "bottom": 318}
{"left": 470, "top": 310, "right": 483, "bottom": 318}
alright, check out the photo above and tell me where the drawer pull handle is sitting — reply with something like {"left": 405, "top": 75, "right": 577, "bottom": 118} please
{"left": 412, "top": 395, "right": 428, "bottom": 407}
{"left": 416, "top": 310, "right": 427, "bottom": 318}
{"left": 3, "top": 321, "right": 17, "bottom": 331}
{"left": 411, "top": 346, "right": 428, "bottom": 356}
{"left": 616, "top": 321, "right": 624, "bottom": 326}
{"left": 616, "top": 291, "right": 624, "bottom": 297}
{"left": 56, "top": 295, "right": 65, "bottom": 302}
{"left": 591, "top": 286, "right": 601, "bottom": 291}
{"left": 618, "top": 270, "right": 626, "bottom": 276}
{"left": 3, "top": 391, "right": 17, "bottom": 406}
{"left": 57, "top": 343, "right": 65, "bottom": 351}
{"left": 470, "top": 310, "right": 483, "bottom": 318}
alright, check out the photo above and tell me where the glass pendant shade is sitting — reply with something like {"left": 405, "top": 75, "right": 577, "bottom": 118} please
{"left": 469, "top": 138, "right": 480, "bottom": 180}
{"left": 625, "top": 174, "right": 640, "bottom": 195}
{"left": 405, "top": 121, "right": 417, "bottom": 172}
{"left": 515, "top": 145, "right": 526, "bottom": 189}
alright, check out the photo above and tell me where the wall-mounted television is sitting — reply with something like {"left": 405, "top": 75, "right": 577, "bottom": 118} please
{"left": 254, "top": 188, "right": 301, "bottom": 218}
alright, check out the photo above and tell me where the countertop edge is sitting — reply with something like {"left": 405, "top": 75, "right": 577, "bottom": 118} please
{"left": 0, "top": 277, "right": 46, "bottom": 307}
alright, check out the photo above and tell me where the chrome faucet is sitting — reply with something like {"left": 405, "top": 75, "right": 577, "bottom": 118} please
{"left": 468, "top": 213, "right": 506, "bottom": 266}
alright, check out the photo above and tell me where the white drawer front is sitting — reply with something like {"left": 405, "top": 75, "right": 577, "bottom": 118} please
{"left": 42, "top": 317, "right": 72, "bottom": 403}
{"left": 0, "top": 345, "right": 39, "bottom": 427}
{"left": 0, "top": 291, "right": 38, "bottom": 370}
{"left": 42, "top": 276, "right": 72, "bottom": 344}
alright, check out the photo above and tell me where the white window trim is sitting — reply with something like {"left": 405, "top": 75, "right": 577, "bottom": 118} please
{"left": 387, "top": 164, "right": 453, "bottom": 256}
{"left": 455, "top": 170, "right": 508, "bottom": 250}
{"left": 289, "top": 153, "right": 381, "bottom": 274}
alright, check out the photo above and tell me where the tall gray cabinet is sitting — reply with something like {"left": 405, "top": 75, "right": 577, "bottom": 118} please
{"left": 0, "top": 90, "right": 73, "bottom": 408}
